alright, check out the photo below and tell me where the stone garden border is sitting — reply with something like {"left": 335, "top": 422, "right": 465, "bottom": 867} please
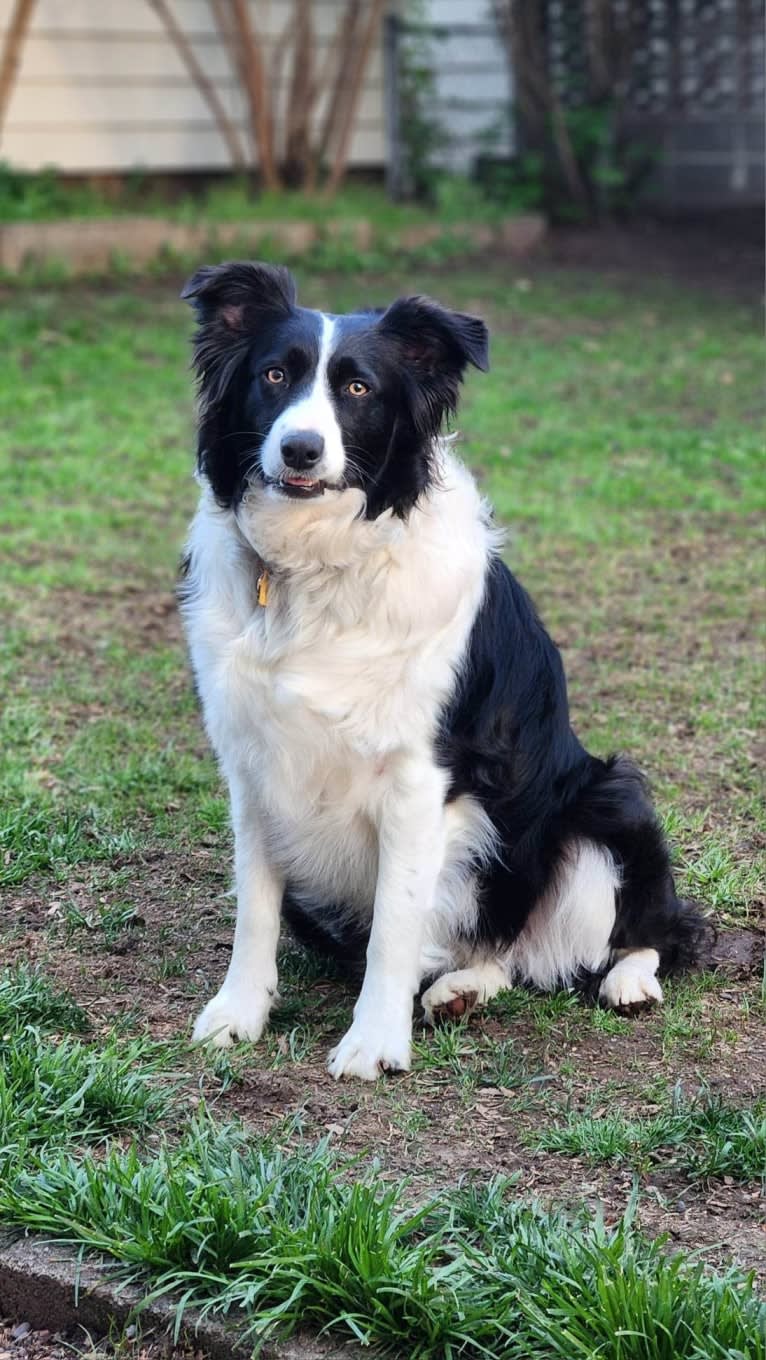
{"left": 0, "top": 1233, "right": 368, "bottom": 1359}
{"left": 0, "top": 213, "right": 545, "bottom": 274}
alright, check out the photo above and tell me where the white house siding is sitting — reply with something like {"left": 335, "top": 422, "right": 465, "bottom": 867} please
{"left": 0, "top": 0, "right": 389, "bottom": 173}
{"left": 420, "top": 0, "right": 514, "bottom": 172}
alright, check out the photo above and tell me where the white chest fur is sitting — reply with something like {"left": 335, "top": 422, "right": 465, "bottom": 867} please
{"left": 181, "top": 449, "right": 493, "bottom": 911}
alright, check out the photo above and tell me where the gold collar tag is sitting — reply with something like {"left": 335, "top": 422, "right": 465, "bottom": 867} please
{"left": 256, "top": 570, "right": 269, "bottom": 607}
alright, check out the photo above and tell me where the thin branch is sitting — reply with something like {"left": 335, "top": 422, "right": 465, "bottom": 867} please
{"left": 148, "top": 0, "right": 247, "bottom": 167}
{"left": 315, "top": 0, "right": 362, "bottom": 171}
{"left": 269, "top": 16, "right": 295, "bottom": 167}
{"left": 325, "top": 0, "right": 386, "bottom": 195}
{"left": 0, "top": 0, "right": 35, "bottom": 133}
{"left": 230, "top": 0, "right": 281, "bottom": 190}
{"left": 284, "top": 0, "right": 315, "bottom": 186}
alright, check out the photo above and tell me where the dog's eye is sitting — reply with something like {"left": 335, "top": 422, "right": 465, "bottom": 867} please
{"left": 346, "top": 380, "right": 370, "bottom": 397}
{"left": 264, "top": 367, "right": 286, "bottom": 384}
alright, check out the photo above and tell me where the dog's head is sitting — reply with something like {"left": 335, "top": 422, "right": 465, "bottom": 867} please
{"left": 182, "top": 261, "right": 489, "bottom": 519}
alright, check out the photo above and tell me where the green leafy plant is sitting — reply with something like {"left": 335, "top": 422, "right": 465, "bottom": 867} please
{"left": 0, "top": 1127, "right": 762, "bottom": 1357}
{"left": 395, "top": 12, "right": 447, "bottom": 200}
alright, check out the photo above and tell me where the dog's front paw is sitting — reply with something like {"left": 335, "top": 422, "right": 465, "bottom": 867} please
{"left": 327, "top": 1022, "right": 411, "bottom": 1081}
{"left": 192, "top": 987, "right": 274, "bottom": 1048}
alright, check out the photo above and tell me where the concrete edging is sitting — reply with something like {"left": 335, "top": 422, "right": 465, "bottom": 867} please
{"left": 0, "top": 1234, "right": 369, "bottom": 1359}
{"left": 0, "top": 213, "right": 546, "bottom": 274}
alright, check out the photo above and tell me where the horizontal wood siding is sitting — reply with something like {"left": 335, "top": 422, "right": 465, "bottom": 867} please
{"left": 0, "top": 0, "right": 388, "bottom": 172}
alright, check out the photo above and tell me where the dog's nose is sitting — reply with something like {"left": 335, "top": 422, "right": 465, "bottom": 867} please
{"left": 281, "top": 432, "right": 324, "bottom": 470}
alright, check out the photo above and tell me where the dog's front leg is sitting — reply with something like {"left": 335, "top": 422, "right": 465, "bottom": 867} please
{"left": 328, "top": 758, "right": 446, "bottom": 1080}
{"left": 192, "top": 772, "right": 283, "bottom": 1049}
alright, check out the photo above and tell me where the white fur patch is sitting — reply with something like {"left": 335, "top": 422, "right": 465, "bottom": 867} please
{"left": 258, "top": 314, "right": 346, "bottom": 486}
{"left": 506, "top": 841, "right": 619, "bottom": 990}
{"left": 599, "top": 948, "right": 663, "bottom": 1009}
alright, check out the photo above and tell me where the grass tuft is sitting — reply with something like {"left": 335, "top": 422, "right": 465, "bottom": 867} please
{"left": 0, "top": 797, "right": 139, "bottom": 887}
{"left": 530, "top": 1087, "right": 766, "bottom": 1185}
{"left": 0, "top": 1125, "right": 762, "bottom": 1358}
{"left": 0, "top": 1029, "right": 176, "bottom": 1170}
{"left": 0, "top": 963, "right": 89, "bottom": 1034}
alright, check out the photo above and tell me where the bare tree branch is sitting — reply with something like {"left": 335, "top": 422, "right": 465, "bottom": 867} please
{"left": 325, "top": 0, "right": 386, "bottom": 195}
{"left": 315, "top": 0, "right": 362, "bottom": 172}
{"left": 148, "top": 0, "right": 247, "bottom": 168}
{"left": 209, "top": 0, "right": 253, "bottom": 159}
{"left": 0, "top": 0, "right": 35, "bottom": 134}
{"left": 230, "top": 0, "right": 281, "bottom": 190}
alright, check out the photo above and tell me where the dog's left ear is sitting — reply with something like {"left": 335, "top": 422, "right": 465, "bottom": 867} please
{"left": 379, "top": 295, "right": 490, "bottom": 377}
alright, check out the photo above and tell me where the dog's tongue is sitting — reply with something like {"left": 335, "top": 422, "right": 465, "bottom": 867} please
{"left": 285, "top": 474, "right": 318, "bottom": 488}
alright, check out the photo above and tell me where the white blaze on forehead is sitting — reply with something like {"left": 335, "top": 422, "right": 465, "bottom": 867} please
{"left": 259, "top": 312, "right": 346, "bottom": 485}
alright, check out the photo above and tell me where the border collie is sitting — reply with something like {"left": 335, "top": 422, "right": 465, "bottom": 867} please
{"left": 179, "top": 261, "right": 705, "bottom": 1080}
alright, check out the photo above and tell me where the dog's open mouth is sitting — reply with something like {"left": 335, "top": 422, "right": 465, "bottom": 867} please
{"left": 278, "top": 473, "right": 325, "bottom": 499}
{"left": 269, "top": 472, "right": 346, "bottom": 499}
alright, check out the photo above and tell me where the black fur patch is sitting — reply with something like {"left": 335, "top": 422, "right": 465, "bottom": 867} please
{"left": 438, "top": 556, "right": 706, "bottom": 975}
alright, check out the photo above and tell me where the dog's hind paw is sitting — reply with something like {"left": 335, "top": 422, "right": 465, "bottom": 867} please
{"left": 421, "top": 962, "right": 506, "bottom": 1026}
{"left": 599, "top": 949, "right": 663, "bottom": 1012}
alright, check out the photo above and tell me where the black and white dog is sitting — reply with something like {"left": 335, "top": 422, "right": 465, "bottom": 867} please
{"left": 179, "top": 261, "right": 704, "bottom": 1080}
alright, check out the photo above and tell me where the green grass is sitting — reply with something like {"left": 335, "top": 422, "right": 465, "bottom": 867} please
{"left": 0, "top": 796, "right": 140, "bottom": 887}
{"left": 0, "top": 169, "right": 502, "bottom": 228}
{"left": 1, "top": 1112, "right": 763, "bottom": 1358}
{"left": 0, "top": 965, "right": 176, "bottom": 1173}
{"left": 530, "top": 1088, "right": 766, "bottom": 1185}
{"left": 0, "top": 1029, "right": 174, "bottom": 1161}
{"left": 2, "top": 963, "right": 762, "bottom": 1356}
{"left": 0, "top": 963, "right": 89, "bottom": 1034}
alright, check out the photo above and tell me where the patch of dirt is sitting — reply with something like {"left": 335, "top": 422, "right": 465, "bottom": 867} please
{"left": 3, "top": 851, "right": 232, "bottom": 1043}
{"left": 706, "top": 927, "right": 765, "bottom": 978}
{"left": 0, "top": 1319, "right": 207, "bottom": 1360}
{"left": 539, "top": 215, "right": 764, "bottom": 303}
{"left": 4, "top": 585, "right": 184, "bottom": 664}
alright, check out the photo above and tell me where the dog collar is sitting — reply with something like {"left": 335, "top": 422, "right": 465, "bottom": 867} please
{"left": 256, "top": 568, "right": 269, "bottom": 607}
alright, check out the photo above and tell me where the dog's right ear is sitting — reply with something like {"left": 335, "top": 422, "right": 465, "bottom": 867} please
{"left": 182, "top": 262, "right": 297, "bottom": 404}
{"left": 181, "top": 260, "right": 297, "bottom": 332}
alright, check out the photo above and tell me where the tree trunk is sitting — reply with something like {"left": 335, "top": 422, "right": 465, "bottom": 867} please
{"left": 283, "top": 0, "right": 315, "bottom": 188}
{"left": 493, "top": 0, "right": 589, "bottom": 214}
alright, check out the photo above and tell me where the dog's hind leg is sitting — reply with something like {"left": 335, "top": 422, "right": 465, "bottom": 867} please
{"left": 570, "top": 756, "right": 709, "bottom": 1005}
